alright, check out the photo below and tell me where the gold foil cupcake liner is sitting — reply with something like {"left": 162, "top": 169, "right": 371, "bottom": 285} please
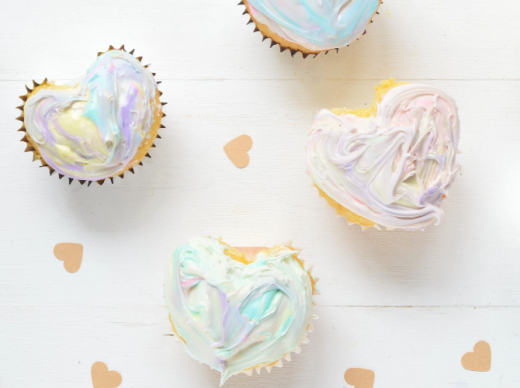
{"left": 239, "top": 0, "right": 382, "bottom": 58}
{"left": 16, "top": 45, "right": 166, "bottom": 186}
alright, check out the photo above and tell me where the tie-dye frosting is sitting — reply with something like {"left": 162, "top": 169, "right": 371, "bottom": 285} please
{"left": 247, "top": 0, "right": 381, "bottom": 51}
{"left": 164, "top": 237, "right": 316, "bottom": 385}
{"left": 23, "top": 50, "right": 160, "bottom": 181}
{"left": 307, "top": 83, "right": 461, "bottom": 230}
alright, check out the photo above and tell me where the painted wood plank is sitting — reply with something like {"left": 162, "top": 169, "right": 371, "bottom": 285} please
{"left": 0, "top": 305, "right": 517, "bottom": 387}
{"left": 1, "top": 0, "right": 519, "bottom": 387}
{"left": 0, "top": 79, "right": 519, "bottom": 308}
{"left": 0, "top": 1, "right": 519, "bottom": 81}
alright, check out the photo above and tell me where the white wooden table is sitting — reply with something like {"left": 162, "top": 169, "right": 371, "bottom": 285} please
{"left": 1, "top": 1, "right": 520, "bottom": 387}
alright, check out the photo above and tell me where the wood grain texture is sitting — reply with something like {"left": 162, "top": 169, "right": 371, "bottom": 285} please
{"left": 1, "top": 1, "right": 520, "bottom": 81}
{"left": 0, "top": 0, "right": 519, "bottom": 387}
{"left": 1, "top": 305, "right": 519, "bottom": 387}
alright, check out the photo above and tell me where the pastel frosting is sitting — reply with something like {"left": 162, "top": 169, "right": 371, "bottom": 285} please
{"left": 307, "top": 82, "right": 461, "bottom": 230}
{"left": 164, "top": 237, "right": 316, "bottom": 385}
{"left": 247, "top": 0, "right": 380, "bottom": 51}
{"left": 23, "top": 50, "right": 160, "bottom": 181}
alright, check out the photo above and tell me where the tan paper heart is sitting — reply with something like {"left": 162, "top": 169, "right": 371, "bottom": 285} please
{"left": 224, "top": 134, "right": 253, "bottom": 168}
{"left": 53, "top": 243, "right": 83, "bottom": 273}
{"left": 461, "top": 341, "right": 491, "bottom": 372}
{"left": 344, "top": 368, "right": 375, "bottom": 388}
{"left": 91, "top": 362, "right": 122, "bottom": 388}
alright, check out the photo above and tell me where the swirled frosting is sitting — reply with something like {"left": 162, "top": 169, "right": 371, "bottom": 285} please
{"left": 247, "top": 0, "right": 380, "bottom": 51}
{"left": 164, "top": 237, "right": 315, "bottom": 385}
{"left": 23, "top": 50, "right": 159, "bottom": 180}
{"left": 307, "top": 83, "right": 461, "bottom": 230}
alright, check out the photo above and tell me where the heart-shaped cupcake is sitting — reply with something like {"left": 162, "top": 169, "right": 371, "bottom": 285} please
{"left": 241, "top": 0, "right": 381, "bottom": 57}
{"left": 17, "top": 45, "right": 165, "bottom": 185}
{"left": 164, "top": 237, "right": 318, "bottom": 385}
{"left": 307, "top": 79, "right": 461, "bottom": 230}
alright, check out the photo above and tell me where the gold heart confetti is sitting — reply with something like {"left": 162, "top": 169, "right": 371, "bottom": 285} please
{"left": 344, "top": 368, "right": 375, "bottom": 388}
{"left": 461, "top": 341, "right": 491, "bottom": 372}
{"left": 91, "top": 362, "right": 122, "bottom": 388}
{"left": 53, "top": 243, "right": 83, "bottom": 273}
{"left": 224, "top": 134, "right": 253, "bottom": 168}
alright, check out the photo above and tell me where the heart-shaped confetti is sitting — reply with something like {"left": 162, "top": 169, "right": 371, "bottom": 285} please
{"left": 344, "top": 368, "right": 375, "bottom": 388}
{"left": 224, "top": 134, "right": 253, "bottom": 168}
{"left": 53, "top": 243, "right": 83, "bottom": 273}
{"left": 91, "top": 362, "right": 122, "bottom": 388}
{"left": 461, "top": 341, "right": 491, "bottom": 372}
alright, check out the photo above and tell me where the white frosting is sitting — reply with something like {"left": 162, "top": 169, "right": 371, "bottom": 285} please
{"left": 247, "top": 0, "right": 380, "bottom": 51}
{"left": 307, "top": 83, "right": 461, "bottom": 230}
{"left": 164, "top": 237, "right": 315, "bottom": 385}
{"left": 24, "top": 50, "right": 159, "bottom": 181}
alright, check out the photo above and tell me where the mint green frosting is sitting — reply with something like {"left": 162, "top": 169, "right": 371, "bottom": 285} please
{"left": 248, "top": 0, "right": 380, "bottom": 51}
{"left": 164, "top": 237, "right": 315, "bottom": 385}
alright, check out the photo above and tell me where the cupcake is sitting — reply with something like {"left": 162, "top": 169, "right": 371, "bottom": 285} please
{"left": 240, "top": 0, "right": 381, "bottom": 57}
{"left": 17, "top": 45, "right": 165, "bottom": 186}
{"left": 307, "top": 79, "right": 461, "bottom": 231}
{"left": 164, "top": 236, "right": 318, "bottom": 385}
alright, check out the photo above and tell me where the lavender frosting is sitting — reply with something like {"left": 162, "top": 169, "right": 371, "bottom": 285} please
{"left": 307, "top": 83, "right": 461, "bottom": 230}
{"left": 24, "top": 50, "right": 159, "bottom": 180}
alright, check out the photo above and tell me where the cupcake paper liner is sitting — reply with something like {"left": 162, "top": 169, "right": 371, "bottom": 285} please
{"left": 16, "top": 45, "right": 166, "bottom": 186}
{"left": 239, "top": 0, "right": 382, "bottom": 58}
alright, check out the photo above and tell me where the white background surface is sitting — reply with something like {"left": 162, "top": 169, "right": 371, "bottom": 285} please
{"left": 1, "top": 0, "right": 520, "bottom": 387}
